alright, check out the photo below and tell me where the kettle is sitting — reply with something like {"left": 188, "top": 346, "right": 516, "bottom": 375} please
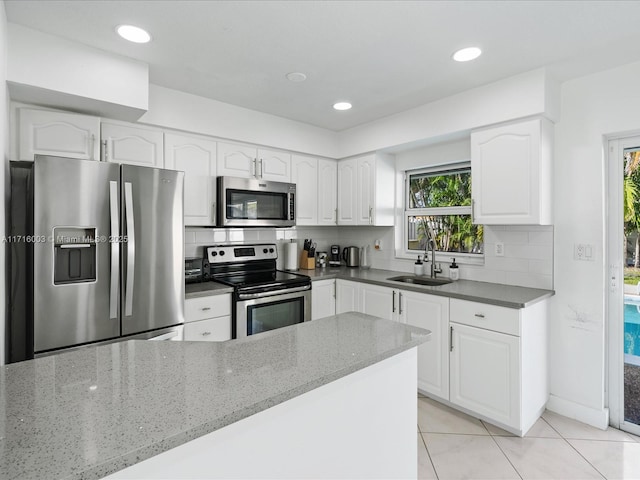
{"left": 342, "top": 246, "right": 360, "bottom": 267}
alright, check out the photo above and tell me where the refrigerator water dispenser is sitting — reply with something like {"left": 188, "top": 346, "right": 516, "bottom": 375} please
{"left": 53, "top": 227, "right": 97, "bottom": 284}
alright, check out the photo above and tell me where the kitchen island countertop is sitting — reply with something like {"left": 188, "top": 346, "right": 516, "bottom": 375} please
{"left": 0, "top": 312, "right": 429, "bottom": 480}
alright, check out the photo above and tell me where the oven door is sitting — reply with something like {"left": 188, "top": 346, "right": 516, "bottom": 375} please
{"left": 235, "top": 287, "right": 311, "bottom": 339}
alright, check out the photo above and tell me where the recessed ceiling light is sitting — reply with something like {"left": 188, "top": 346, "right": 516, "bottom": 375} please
{"left": 333, "top": 102, "right": 352, "bottom": 111}
{"left": 452, "top": 47, "right": 482, "bottom": 62}
{"left": 286, "top": 72, "right": 307, "bottom": 82}
{"left": 116, "top": 25, "right": 151, "bottom": 44}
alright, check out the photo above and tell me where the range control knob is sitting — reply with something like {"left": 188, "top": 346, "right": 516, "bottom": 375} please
{"left": 210, "top": 251, "right": 217, "bottom": 257}
{"left": 263, "top": 248, "right": 268, "bottom": 254}
{"left": 269, "top": 248, "right": 274, "bottom": 253}
{"left": 219, "top": 251, "right": 225, "bottom": 256}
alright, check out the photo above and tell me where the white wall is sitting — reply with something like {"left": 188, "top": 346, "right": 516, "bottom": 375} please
{"left": 336, "top": 68, "right": 560, "bottom": 158}
{"left": 6, "top": 24, "right": 148, "bottom": 121}
{"left": 140, "top": 85, "right": 338, "bottom": 159}
{"left": 549, "top": 59, "right": 640, "bottom": 428}
{"left": 0, "top": 2, "right": 8, "bottom": 365}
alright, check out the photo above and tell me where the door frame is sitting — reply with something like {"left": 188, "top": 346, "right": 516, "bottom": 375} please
{"left": 607, "top": 134, "right": 640, "bottom": 435}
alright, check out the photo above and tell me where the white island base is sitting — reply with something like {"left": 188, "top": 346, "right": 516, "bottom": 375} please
{"left": 108, "top": 348, "right": 418, "bottom": 479}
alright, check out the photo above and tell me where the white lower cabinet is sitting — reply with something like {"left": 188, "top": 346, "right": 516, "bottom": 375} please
{"left": 448, "top": 298, "right": 548, "bottom": 436}
{"left": 184, "top": 294, "right": 232, "bottom": 342}
{"left": 335, "top": 280, "right": 360, "bottom": 314}
{"left": 449, "top": 322, "right": 519, "bottom": 428}
{"left": 311, "top": 279, "right": 336, "bottom": 320}
{"left": 401, "top": 291, "right": 450, "bottom": 401}
{"left": 360, "top": 284, "right": 396, "bottom": 321}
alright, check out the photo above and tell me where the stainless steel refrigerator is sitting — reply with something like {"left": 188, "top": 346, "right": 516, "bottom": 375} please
{"left": 8, "top": 155, "right": 185, "bottom": 362}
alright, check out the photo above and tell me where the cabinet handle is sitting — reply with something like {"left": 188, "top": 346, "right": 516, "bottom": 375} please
{"left": 201, "top": 331, "right": 211, "bottom": 337}
{"left": 449, "top": 326, "right": 453, "bottom": 352}
{"left": 252, "top": 158, "right": 257, "bottom": 177}
{"left": 101, "top": 140, "right": 108, "bottom": 162}
{"left": 392, "top": 290, "right": 396, "bottom": 313}
{"left": 89, "top": 134, "right": 95, "bottom": 161}
{"left": 201, "top": 307, "right": 211, "bottom": 311}
{"left": 369, "top": 206, "right": 373, "bottom": 225}
{"left": 399, "top": 292, "right": 403, "bottom": 315}
{"left": 212, "top": 203, "right": 216, "bottom": 224}
{"left": 335, "top": 208, "right": 338, "bottom": 224}
{"left": 474, "top": 313, "right": 485, "bottom": 318}
{"left": 258, "top": 159, "right": 263, "bottom": 179}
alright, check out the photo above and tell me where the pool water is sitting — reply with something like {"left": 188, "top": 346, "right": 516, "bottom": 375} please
{"left": 624, "top": 300, "right": 640, "bottom": 356}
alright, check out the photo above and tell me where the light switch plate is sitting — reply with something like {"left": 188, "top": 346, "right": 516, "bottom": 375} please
{"left": 574, "top": 243, "right": 594, "bottom": 261}
{"left": 495, "top": 242, "right": 504, "bottom": 257}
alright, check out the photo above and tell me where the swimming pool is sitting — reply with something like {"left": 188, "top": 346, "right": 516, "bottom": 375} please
{"left": 624, "top": 296, "right": 640, "bottom": 356}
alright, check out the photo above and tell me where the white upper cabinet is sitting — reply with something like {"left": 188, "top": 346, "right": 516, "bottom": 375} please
{"left": 471, "top": 117, "right": 553, "bottom": 225}
{"left": 101, "top": 121, "right": 164, "bottom": 168}
{"left": 165, "top": 133, "right": 217, "bottom": 226}
{"left": 337, "top": 158, "right": 358, "bottom": 225}
{"left": 217, "top": 142, "right": 291, "bottom": 182}
{"left": 318, "top": 159, "right": 338, "bottom": 225}
{"left": 292, "top": 155, "right": 337, "bottom": 226}
{"left": 337, "top": 153, "right": 394, "bottom": 226}
{"left": 19, "top": 108, "right": 100, "bottom": 161}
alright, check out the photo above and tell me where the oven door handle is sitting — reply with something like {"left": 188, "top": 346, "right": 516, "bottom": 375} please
{"left": 237, "top": 285, "right": 311, "bottom": 300}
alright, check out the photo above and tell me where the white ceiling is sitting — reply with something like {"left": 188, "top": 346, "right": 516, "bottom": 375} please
{"left": 6, "top": 0, "right": 640, "bottom": 132}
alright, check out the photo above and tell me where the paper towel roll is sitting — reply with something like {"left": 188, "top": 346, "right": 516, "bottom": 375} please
{"left": 283, "top": 241, "right": 299, "bottom": 271}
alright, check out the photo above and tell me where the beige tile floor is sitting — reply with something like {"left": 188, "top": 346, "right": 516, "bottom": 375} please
{"left": 417, "top": 395, "right": 640, "bottom": 480}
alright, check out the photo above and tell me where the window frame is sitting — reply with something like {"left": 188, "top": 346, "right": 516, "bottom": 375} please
{"left": 401, "top": 162, "right": 484, "bottom": 265}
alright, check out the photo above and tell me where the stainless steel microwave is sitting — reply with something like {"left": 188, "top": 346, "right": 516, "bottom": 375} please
{"left": 217, "top": 176, "right": 296, "bottom": 227}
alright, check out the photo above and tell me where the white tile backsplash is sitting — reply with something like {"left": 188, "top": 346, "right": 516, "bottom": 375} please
{"left": 184, "top": 224, "right": 554, "bottom": 289}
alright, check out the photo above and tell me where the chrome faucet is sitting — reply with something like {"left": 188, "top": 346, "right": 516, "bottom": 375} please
{"left": 426, "top": 238, "right": 443, "bottom": 278}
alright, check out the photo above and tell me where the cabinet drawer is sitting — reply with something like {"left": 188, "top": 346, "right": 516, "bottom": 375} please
{"left": 449, "top": 299, "right": 520, "bottom": 336}
{"left": 184, "top": 316, "right": 231, "bottom": 342}
{"left": 185, "top": 295, "right": 231, "bottom": 322}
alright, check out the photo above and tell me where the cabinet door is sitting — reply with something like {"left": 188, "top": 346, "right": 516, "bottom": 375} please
{"left": 401, "top": 291, "right": 450, "bottom": 400}
{"left": 258, "top": 148, "right": 291, "bottom": 182}
{"left": 291, "top": 154, "right": 318, "bottom": 225}
{"left": 19, "top": 108, "right": 100, "bottom": 161}
{"left": 450, "top": 322, "right": 520, "bottom": 428}
{"left": 335, "top": 280, "right": 360, "bottom": 314}
{"left": 471, "top": 118, "right": 551, "bottom": 225}
{"left": 217, "top": 142, "right": 256, "bottom": 178}
{"left": 318, "top": 159, "right": 338, "bottom": 225}
{"left": 357, "top": 155, "right": 374, "bottom": 225}
{"left": 183, "top": 316, "right": 232, "bottom": 342}
{"left": 337, "top": 158, "right": 358, "bottom": 225}
{"left": 165, "top": 133, "right": 217, "bottom": 226}
{"left": 102, "top": 122, "right": 163, "bottom": 167}
{"left": 360, "top": 283, "right": 395, "bottom": 321}
{"left": 311, "top": 279, "right": 336, "bottom": 320}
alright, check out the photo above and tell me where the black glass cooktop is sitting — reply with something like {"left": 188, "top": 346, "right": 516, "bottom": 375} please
{"left": 214, "top": 270, "right": 310, "bottom": 291}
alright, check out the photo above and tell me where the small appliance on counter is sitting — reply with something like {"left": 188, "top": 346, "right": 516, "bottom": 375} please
{"left": 185, "top": 257, "right": 204, "bottom": 283}
{"left": 329, "top": 245, "right": 341, "bottom": 267}
{"left": 360, "top": 245, "right": 371, "bottom": 270}
{"left": 343, "top": 246, "right": 360, "bottom": 268}
{"left": 316, "top": 251, "right": 328, "bottom": 268}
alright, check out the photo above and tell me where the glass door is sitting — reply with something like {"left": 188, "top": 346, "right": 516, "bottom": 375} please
{"left": 248, "top": 296, "right": 305, "bottom": 335}
{"left": 608, "top": 136, "right": 640, "bottom": 436}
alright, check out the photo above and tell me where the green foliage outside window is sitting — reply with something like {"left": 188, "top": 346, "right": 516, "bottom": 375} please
{"left": 407, "top": 168, "right": 483, "bottom": 254}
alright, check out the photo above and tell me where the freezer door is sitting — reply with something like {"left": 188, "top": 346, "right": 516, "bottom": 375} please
{"left": 33, "top": 156, "right": 121, "bottom": 353}
{"left": 121, "top": 165, "right": 184, "bottom": 335}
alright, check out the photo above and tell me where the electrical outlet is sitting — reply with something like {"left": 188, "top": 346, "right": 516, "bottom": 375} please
{"left": 574, "top": 243, "right": 594, "bottom": 261}
{"left": 495, "top": 242, "right": 504, "bottom": 257}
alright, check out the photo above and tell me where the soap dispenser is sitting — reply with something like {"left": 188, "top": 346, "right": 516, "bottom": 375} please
{"left": 449, "top": 258, "right": 459, "bottom": 281}
{"left": 414, "top": 255, "right": 424, "bottom": 276}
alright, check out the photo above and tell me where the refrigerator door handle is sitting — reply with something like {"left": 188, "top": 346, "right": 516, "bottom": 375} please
{"left": 109, "top": 181, "right": 119, "bottom": 320}
{"left": 124, "top": 182, "right": 136, "bottom": 317}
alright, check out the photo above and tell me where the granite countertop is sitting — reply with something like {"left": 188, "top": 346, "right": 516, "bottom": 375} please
{"left": 0, "top": 313, "right": 430, "bottom": 480}
{"left": 302, "top": 266, "right": 554, "bottom": 308}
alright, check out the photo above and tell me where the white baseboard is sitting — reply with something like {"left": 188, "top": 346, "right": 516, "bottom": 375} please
{"left": 546, "top": 394, "right": 610, "bottom": 430}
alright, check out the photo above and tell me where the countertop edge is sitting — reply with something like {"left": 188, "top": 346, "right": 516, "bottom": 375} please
{"left": 71, "top": 326, "right": 430, "bottom": 480}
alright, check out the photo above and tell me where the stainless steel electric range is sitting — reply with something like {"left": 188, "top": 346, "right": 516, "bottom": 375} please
{"left": 204, "top": 243, "right": 311, "bottom": 339}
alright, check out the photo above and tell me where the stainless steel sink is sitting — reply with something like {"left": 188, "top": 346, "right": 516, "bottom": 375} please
{"left": 386, "top": 275, "right": 453, "bottom": 286}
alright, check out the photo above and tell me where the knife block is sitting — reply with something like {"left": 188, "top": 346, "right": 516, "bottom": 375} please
{"left": 299, "top": 253, "right": 316, "bottom": 270}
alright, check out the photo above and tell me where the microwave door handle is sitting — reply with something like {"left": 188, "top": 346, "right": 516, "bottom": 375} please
{"left": 109, "top": 181, "right": 119, "bottom": 320}
{"left": 124, "top": 182, "right": 135, "bottom": 317}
